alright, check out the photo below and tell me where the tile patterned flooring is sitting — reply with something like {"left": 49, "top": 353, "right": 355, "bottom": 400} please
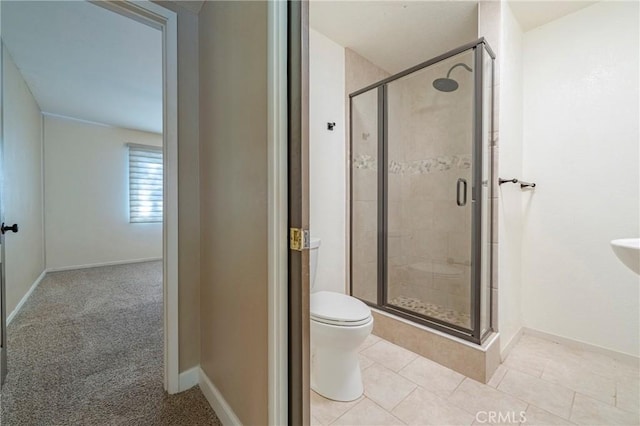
{"left": 311, "top": 334, "right": 640, "bottom": 425}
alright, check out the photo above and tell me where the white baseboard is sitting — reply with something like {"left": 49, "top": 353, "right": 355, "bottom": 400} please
{"left": 523, "top": 327, "right": 639, "bottom": 365}
{"left": 179, "top": 366, "right": 199, "bottom": 392}
{"left": 199, "top": 367, "right": 242, "bottom": 426}
{"left": 46, "top": 257, "right": 162, "bottom": 272}
{"left": 500, "top": 327, "right": 524, "bottom": 361}
{"left": 7, "top": 270, "right": 47, "bottom": 324}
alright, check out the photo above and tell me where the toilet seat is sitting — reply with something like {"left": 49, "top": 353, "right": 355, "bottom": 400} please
{"left": 311, "top": 291, "right": 372, "bottom": 327}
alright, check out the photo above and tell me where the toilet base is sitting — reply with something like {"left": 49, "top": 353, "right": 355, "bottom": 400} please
{"left": 311, "top": 347, "right": 364, "bottom": 401}
{"left": 310, "top": 317, "right": 373, "bottom": 402}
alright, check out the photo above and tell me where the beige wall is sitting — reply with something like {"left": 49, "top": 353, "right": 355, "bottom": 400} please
{"left": 2, "top": 47, "right": 45, "bottom": 315}
{"left": 156, "top": 1, "right": 201, "bottom": 372}
{"left": 43, "top": 116, "right": 162, "bottom": 270}
{"left": 198, "top": 2, "right": 268, "bottom": 424}
{"left": 345, "top": 48, "right": 391, "bottom": 94}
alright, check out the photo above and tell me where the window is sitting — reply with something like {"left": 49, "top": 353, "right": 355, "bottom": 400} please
{"left": 128, "top": 144, "right": 163, "bottom": 223}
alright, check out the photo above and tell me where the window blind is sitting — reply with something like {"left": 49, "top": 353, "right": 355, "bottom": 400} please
{"left": 128, "top": 144, "right": 163, "bottom": 223}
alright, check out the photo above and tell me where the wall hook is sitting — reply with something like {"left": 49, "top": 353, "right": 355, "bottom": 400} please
{"left": 327, "top": 122, "right": 336, "bottom": 131}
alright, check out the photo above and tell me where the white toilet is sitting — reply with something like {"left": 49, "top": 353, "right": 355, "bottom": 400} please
{"left": 310, "top": 238, "right": 373, "bottom": 402}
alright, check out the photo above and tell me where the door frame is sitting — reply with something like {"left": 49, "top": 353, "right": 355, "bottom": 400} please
{"left": 88, "top": 0, "right": 180, "bottom": 393}
{"left": 267, "top": 0, "right": 290, "bottom": 424}
{"left": 268, "top": 0, "right": 311, "bottom": 424}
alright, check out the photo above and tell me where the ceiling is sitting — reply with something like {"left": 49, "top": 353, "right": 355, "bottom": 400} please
{"left": 176, "top": 1, "right": 205, "bottom": 14}
{"left": 2, "top": 1, "right": 162, "bottom": 134}
{"left": 310, "top": 1, "right": 479, "bottom": 74}
{"left": 508, "top": 1, "right": 598, "bottom": 32}
{"left": 310, "top": 1, "right": 602, "bottom": 73}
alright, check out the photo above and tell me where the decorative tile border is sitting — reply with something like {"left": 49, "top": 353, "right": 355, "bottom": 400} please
{"left": 353, "top": 154, "right": 376, "bottom": 170}
{"left": 353, "top": 154, "right": 471, "bottom": 174}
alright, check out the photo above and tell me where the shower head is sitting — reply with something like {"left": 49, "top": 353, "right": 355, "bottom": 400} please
{"left": 433, "top": 78, "right": 459, "bottom": 92}
{"left": 433, "top": 63, "right": 472, "bottom": 92}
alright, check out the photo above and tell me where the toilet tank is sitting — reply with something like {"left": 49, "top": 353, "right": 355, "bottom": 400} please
{"left": 309, "top": 238, "right": 321, "bottom": 290}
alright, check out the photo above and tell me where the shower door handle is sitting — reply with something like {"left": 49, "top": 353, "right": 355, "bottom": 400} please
{"left": 456, "top": 178, "right": 467, "bottom": 206}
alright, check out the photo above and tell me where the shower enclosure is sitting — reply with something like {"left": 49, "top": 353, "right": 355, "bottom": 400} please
{"left": 350, "top": 39, "right": 494, "bottom": 344}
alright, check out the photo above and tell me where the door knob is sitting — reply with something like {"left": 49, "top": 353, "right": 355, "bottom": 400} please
{"left": 1, "top": 223, "right": 18, "bottom": 234}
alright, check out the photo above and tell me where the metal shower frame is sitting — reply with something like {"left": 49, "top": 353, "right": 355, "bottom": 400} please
{"left": 348, "top": 38, "right": 496, "bottom": 344}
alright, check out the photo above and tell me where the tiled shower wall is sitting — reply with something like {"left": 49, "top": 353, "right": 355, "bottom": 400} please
{"left": 385, "top": 52, "right": 475, "bottom": 326}
{"left": 348, "top": 49, "right": 389, "bottom": 304}
{"left": 478, "top": 0, "right": 501, "bottom": 332}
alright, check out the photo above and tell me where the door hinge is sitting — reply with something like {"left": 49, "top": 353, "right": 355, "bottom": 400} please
{"left": 290, "top": 228, "right": 310, "bottom": 251}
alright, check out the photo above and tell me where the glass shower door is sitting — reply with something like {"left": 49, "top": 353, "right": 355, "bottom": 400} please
{"left": 349, "top": 39, "right": 495, "bottom": 343}
{"left": 350, "top": 88, "right": 379, "bottom": 305}
{"left": 385, "top": 49, "right": 476, "bottom": 331}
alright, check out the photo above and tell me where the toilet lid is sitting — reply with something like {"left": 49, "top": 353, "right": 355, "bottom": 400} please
{"left": 310, "top": 291, "right": 371, "bottom": 325}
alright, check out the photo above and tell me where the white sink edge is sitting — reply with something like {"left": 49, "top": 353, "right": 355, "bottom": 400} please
{"left": 611, "top": 238, "right": 640, "bottom": 249}
{"left": 610, "top": 238, "right": 640, "bottom": 276}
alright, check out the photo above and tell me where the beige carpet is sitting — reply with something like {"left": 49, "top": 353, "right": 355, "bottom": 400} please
{"left": 0, "top": 261, "right": 221, "bottom": 425}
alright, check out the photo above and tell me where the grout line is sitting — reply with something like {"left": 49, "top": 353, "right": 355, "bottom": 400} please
{"left": 527, "top": 362, "right": 620, "bottom": 409}
{"left": 440, "top": 378, "right": 469, "bottom": 409}
{"left": 527, "top": 404, "right": 579, "bottom": 425}
{"left": 386, "top": 383, "right": 418, "bottom": 412}
{"left": 396, "top": 365, "right": 424, "bottom": 389}
{"left": 360, "top": 339, "right": 382, "bottom": 354}
{"left": 494, "top": 368, "right": 507, "bottom": 388}
{"left": 395, "top": 353, "right": 419, "bottom": 373}
{"left": 490, "top": 365, "right": 508, "bottom": 389}
{"left": 537, "top": 358, "right": 550, "bottom": 378}
{"left": 568, "top": 392, "right": 577, "bottom": 421}
{"left": 362, "top": 360, "right": 376, "bottom": 371}
{"left": 383, "top": 387, "right": 415, "bottom": 424}
{"left": 312, "top": 391, "right": 359, "bottom": 426}
{"left": 517, "top": 403, "right": 530, "bottom": 426}
{"left": 536, "top": 360, "right": 632, "bottom": 392}
{"left": 449, "top": 376, "right": 466, "bottom": 396}
{"left": 447, "top": 378, "right": 531, "bottom": 419}
{"left": 484, "top": 371, "right": 542, "bottom": 410}
{"left": 360, "top": 360, "right": 417, "bottom": 414}
{"left": 389, "top": 410, "right": 409, "bottom": 425}
{"left": 326, "top": 398, "right": 362, "bottom": 426}
{"left": 502, "top": 362, "right": 544, "bottom": 380}
{"left": 524, "top": 332, "right": 632, "bottom": 382}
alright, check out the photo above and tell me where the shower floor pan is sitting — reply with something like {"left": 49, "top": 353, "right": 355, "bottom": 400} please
{"left": 389, "top": 295, "right": 470, "bottom": 329}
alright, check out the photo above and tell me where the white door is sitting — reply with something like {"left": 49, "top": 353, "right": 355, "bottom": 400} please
{"left": 0, "top": 38, "right": 6, "bottom": 387}
{"left": 0, "top": 208, "right": 6, "bottom": 388}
